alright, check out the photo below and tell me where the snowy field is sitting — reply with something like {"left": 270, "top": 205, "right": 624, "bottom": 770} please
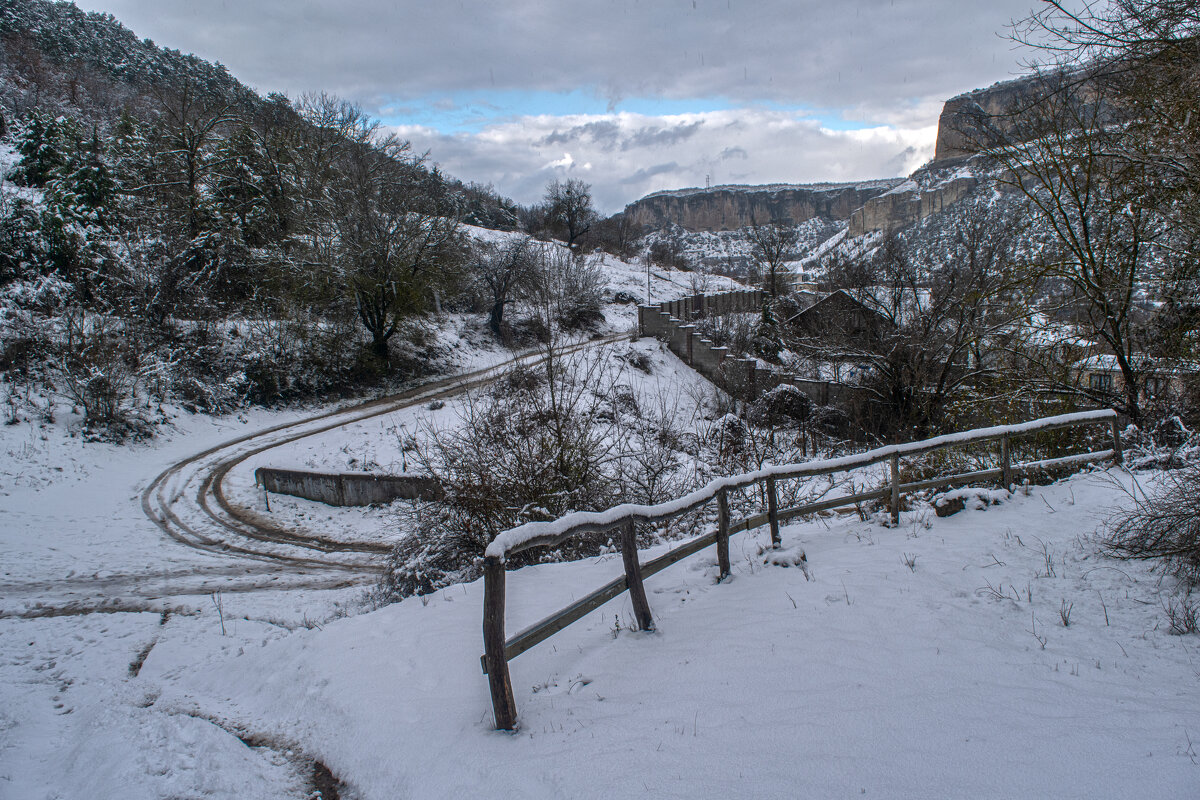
{"left": 3, "top": 388, "right": 1198, "bottom": 798}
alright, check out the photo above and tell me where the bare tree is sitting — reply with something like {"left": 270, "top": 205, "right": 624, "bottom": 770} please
{"left": 471, "top": 235, "right": 538, "bottom": 336}
{"left": 298, "top": 96, "right": 465, "bottom": 360}
{"left": 746, "top": 220, "right": 799, "bottom": 297}
{"left": 796, "top": 216, "right": 1029, "bottom": 437}
{"left": 544, "top": 178, "right": 597, "bottom": 249}
{"left": 962, "top": 70, "right": 1167, "bottom": 422}
{"left": 970, "top": 0, "right": 1200, "bottom": 421}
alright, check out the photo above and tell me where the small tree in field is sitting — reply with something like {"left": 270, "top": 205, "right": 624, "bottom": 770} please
{"left": 544, "top": 178, "right": 597, "bottom": 250}
{"left": 301, "top": 97, "right": 465, "bottom": 360}
{"left": 471, "top": 236, "right": 538, "bottom": 337}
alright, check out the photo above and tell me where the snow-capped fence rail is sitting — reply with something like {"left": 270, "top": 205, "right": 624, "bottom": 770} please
{"left": 480, "top": 409, "right": 1122, "bottom": 730}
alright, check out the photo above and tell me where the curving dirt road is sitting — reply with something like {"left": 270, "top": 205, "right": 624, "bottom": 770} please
{"left": 0, "top": 336, "right": 621, "bottom": 617}
{"left": 147, "top": 337, "right": 620, "bottom": 577}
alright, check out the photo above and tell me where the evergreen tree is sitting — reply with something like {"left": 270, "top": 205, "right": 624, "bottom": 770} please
{"left": 753, "top": 301, "right": 783, "bottom": 362}
{"left": 14, "top": 112, "right": 72, "bottom": 187}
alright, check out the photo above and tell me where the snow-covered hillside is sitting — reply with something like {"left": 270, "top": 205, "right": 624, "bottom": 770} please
{"left": 2, "top": 381, "right": 1197, "bottom": 797}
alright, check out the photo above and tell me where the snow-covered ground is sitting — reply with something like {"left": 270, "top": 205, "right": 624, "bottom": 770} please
{"left": 3, "top": 386, "right": 1198, "bottom": 797}
{"left": 1, "top": 246, "right": 1196, "bottom": 797}
{"left": 230, "top": 337, "right": 718, "bottom": 547}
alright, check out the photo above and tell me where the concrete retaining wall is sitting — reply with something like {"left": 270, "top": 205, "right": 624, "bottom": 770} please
{"left": 638, "top": 288, "right": 766, "bottom": 336}
{"left": 255, "top": 467, "right": 443, "bottom": 507}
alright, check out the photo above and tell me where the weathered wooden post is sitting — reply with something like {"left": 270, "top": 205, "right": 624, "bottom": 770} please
{"left": 1000, "top": 436, "right": 1011, "bottom": 489}
{"left": 620, "top": 520, "right": 654, "bottom": 631}
{"left": 716, "top": 489, "right": 731, "bottom": 580}
{"left": 1111, "top": 417, "right": 1124, "bottom": 465}
{"left": 482, "top": 556, "right": 518, "bottom": 730}
{"left": 889, "top": 454, "right": 901, "bottom": 525}
{"left": 766, "top": 477, "right": 781, "bottom": 549}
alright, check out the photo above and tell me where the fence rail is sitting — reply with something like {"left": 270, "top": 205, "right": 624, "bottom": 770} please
{"left": 480, "top": 409, "right": 1121, "bottom": 730}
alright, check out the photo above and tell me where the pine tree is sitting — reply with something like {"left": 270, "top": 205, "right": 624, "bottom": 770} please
{"left": 14, "top": 112, "right": 71, "bottom": 187}
{"left": 753, "top": 301, "right": 783, "bottom": 362}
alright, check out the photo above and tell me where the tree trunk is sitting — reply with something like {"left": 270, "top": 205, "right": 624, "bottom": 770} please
{"left": 488, "top": 299, "right": 505, "bottom": 335}
{"left": 371, "top": 332, "right": 389, "bottom": 360}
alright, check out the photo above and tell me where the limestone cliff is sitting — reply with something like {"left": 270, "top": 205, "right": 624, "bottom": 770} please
{"left": 846, "top": 170, "right": 979, "bottom": 238}
{"left": 844, "top": 74, "right": 1051, "bottom": 237}
{"left": 624, "top": 180, "right": 903, "bottom": 233}
{"left": 933, "top": 76, "right": 1047, "bottom": 162}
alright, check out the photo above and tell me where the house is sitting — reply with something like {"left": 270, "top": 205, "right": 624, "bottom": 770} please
{"left": 786, "top": 289, "right": 892, "bottom": 346}
{"left": 1075, "top": 354, "right": 1191, "bottom": 403}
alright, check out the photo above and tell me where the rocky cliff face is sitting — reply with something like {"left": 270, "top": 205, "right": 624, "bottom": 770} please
{"left": 932, "top": 76, "right": 1044, "bottom": 162}
{"left": 844, "top": 75, "right": 1049, "bottom": 237}
{"left": 624, "top": 180, "right": 903, "bottom": 233}
{"left": 846, "top": 171, "right": 978, "bottom": 238}
{"left": 625, "top": 73, "right": 1071, "bottom": 241}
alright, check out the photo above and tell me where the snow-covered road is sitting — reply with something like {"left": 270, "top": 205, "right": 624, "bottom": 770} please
{"left": 2, "top": 334, "right": 622, "bottom": 619}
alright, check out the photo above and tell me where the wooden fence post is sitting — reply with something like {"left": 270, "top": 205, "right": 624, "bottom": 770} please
{"left": 889, "top": 454, "right": 901, "bottom": 525}
{"left": 482, "top": 556, "right": 518, "bottom": 730}
{"left": 716, "top": 489, "right": 731, "bottom": 580}
{"left": 766, "top": 477, "right": 781, "bottom": 549}
{"left": 1000, "top": 436, "right": 1011, "bottom": 489}
{"left": 1111, "top": 417, "right": 1124, "bottom": 465}
{"left": 620, "top": 520, "right": 654, "bottom": 631}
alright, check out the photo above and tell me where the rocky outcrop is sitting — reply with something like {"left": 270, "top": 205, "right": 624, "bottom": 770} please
{"left": 625, "top": 180, "right": 904, "bottom": 233}
{"left": 933, "top": 76, "right": 1047, "bottom": 162}
{"left": 842, "top": 72, "right": 1064, "bottom": 237}
{"left": 933, "top": 70, "right": 1111, "bottom": 163}
{"left": 846, "top": 172, "right": 978, "bottom": 238}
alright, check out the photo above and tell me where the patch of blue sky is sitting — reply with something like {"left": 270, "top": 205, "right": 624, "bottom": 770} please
{"left": 379, "top": 88, "right": 876, "bottom": 132}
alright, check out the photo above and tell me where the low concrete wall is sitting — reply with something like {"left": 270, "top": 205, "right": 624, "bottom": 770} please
{"left": 255, "top": 467, "right": 443, "bottom": 507}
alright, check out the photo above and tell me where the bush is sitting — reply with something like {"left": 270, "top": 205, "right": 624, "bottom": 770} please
{"left": 374, "top": 345, "right": 705, "bottom": 601}
{"left": 1102, "top": 461, "right": 1200, "bottom": 585}
{"left": 53, "top": 310, "right": 152, "bottom": 438}
{"left": 379, "top": 346, "right": 624, "bottom": 598}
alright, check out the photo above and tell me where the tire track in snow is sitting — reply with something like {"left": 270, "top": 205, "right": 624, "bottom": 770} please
{"left": 0, "top": 336, "right": 623, "bottom": 614}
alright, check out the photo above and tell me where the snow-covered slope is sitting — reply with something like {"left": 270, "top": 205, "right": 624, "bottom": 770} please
{"left": 3, "top": 395, "right": 1197, "bottom": 798}
{"left": 162, "top": 467, "right": 1200, "bottom": 799}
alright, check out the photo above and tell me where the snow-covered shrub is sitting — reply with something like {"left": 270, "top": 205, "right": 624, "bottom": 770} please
{"left": 749, "top": 384, "right": 813, "bottom": 427}
{"left": 552, "top": 253, "right": 606, "bottom": 331}
{"left": 378, "top": 347, "right": 628, "bottom": 598}
{"left": 1103, "top": 461, "right": 1200, "bottom": 586}
{"left": 52, "top": 310, "right": 152, "bottom": 439}
{"left": 375, "top": 345, "right": 708, "bottom": 600}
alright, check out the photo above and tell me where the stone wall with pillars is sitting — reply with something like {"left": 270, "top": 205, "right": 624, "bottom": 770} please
{"left": 638, "top": 289, "right": 872, "bottom": 410}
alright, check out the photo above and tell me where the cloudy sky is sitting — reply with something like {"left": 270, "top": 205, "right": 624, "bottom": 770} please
{"left": 76, "top": 0, "right": 1047, "bottom": 213}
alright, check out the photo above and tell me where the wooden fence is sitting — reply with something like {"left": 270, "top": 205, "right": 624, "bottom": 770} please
{"left": 479, "top": 409, "right": 1122, "bottom": 730}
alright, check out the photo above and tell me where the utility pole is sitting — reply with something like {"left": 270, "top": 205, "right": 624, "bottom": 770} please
{"left": 645, "top": 255, "right": 651, "bottom": 305}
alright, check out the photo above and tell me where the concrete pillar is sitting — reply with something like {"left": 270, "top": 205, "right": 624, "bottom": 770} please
{"left": 657, "top": 310, "right": 673, "bottom": 336}
{"left": 668, "top": 320, "right": 688, "bottom": 360}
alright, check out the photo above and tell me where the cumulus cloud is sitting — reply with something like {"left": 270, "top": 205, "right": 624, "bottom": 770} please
{"left": 394, "top": 109, "right": 935, "bottom": 213}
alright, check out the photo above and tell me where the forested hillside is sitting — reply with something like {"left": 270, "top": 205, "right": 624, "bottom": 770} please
{"left": 0, "top": 0, "right": 543, "bottom": 438}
